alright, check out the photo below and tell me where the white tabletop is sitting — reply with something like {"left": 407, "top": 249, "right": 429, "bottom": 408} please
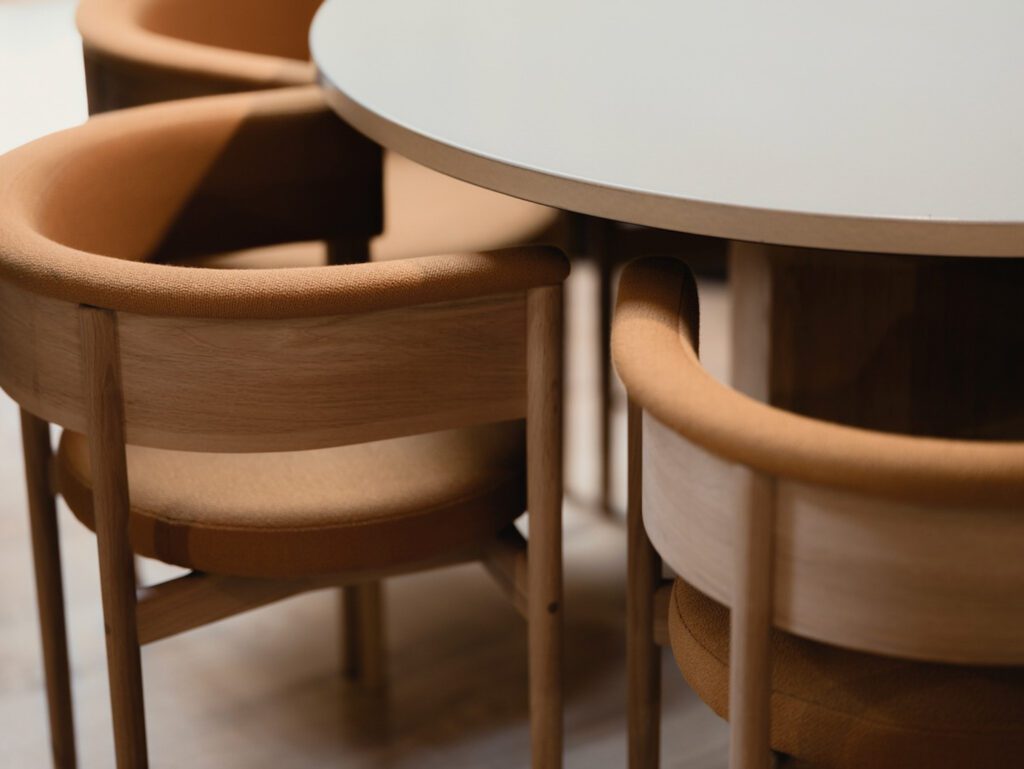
{"left": 312, "top": 0, "right": 1024, "bottom": 256}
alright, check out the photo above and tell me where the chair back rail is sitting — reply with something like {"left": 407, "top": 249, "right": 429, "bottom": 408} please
{"left": 643, "top": 414, "right": 1024, "bottom": 665}
{"left": 615, "top": 256, "right": 1024, "bottom": 667}
{"left": 0, "top": 280, "right": 531, "bottom": 452}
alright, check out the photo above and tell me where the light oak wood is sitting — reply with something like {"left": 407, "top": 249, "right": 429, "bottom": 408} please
{"left": 341, "top": 582, "right": 387, "bottom": 688}
{"left": 113, "top": 291, "right": 525, "bottom": 452}
{"left": 627, "top": 400, "right": 660, "bottom": 769}
{"left": 0, "top": 282, "right": 83, "bottom": 437}
{"left": 642, "top": 410, "right": 1024, "bottom": 665}
{"left": 0, "top": 283, "right": 528, "bottom": 453}
{"left": 526, "top": 285, "right": 564, "bottom": 769}
{"left": 2, "top": 254, "right": 566, "bottom": 766}
{"left": 135, "top": 550, "right": 480, "bottom": 647}
{"left": 482, "top": 525, "right": 529, "bottom": 619}
{"left": 138, "top": 571, "right": 338, "bottom": 646}
{"left": 20, "top": 409, "right": 77, "bottom": 769}
{"left": 727, "top": 472, "right": 775, "bottom": 769}
{"left": 79, "top": 306, "right": 148, "bottom": 769}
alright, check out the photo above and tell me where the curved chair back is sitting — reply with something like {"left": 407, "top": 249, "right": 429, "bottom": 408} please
{"left": 613, "top": 256, "right": 1024, "bottom": 767}
{"left": 0, "top": 87, "right": 568, "bottom": 454}
{"left": 614, "top": 256, "right": 1024, "bottom": 665}
{"left": 78, "top": 0, "right": 320, "bottom": 111}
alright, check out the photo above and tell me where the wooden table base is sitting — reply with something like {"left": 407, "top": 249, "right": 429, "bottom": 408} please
{"left": 730, "top": 242, "right": 1024, "bottom": 439}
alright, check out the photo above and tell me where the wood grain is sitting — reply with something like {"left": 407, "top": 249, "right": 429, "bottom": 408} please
{"left": 482, "top": 525, "right": 529, "bottom": 619}
{"left": 79, "top": 306, "right": 148, "bottom": 768}
{"left": 20, "top": 409, "right": 77, "bottom": 769}
{"left": 731, "top": 241, "right": 1024, "bottom": 439}
{"left": 627, "top": 400, "right": 661, "bottom": 769}
{"left": 643, "top": 411, "right": 1024, "bottom": 664}
{"left": 135, "top": 551, "right": 480, "bottom": 646}
{"left": 727, "top": 472, "right": 774, "bottom": 769}
{"left": 526, "top": 286, "right": 564, "bottom": 769}
{"left": 0, "top": 283, "right": 528, "bottom": 453}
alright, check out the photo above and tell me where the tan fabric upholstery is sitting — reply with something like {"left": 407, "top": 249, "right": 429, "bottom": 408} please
{"left": 181, "top": 152, "right": 564, "bottom": 267}
{"left": 78, "top": 0, "right": 318, "bottom": 103}
{"left": 76, "top": 0, "right": 565, "bottom": 265}
{"left": 612, "top": 257, "right": 1024, "bottom": 507}
{"left": 56, "top": 422, "right": 526, "bottom": 578}
{"left": 668, "top": 579, "right": 1024, "bottom": 769}
{"left": 0, "top": 87, "right": 569, "bottom": 318}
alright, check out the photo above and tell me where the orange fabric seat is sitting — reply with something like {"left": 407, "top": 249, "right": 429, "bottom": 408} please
{"left": 56, "top": 422, "right": 526, "bottom": 578}
{"left": 668, "top": 578, "right": 1024, "bottom": 769}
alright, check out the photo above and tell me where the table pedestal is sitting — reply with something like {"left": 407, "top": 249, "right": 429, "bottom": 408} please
{"left": 730, "top": 243, "right": 1024, "bottom": 439}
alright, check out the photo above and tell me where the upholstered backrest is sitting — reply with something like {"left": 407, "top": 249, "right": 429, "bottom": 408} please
{"left": 78, "top": 0, "right": 318, "bottom": 112}
{"left": 0, "top": 87, "right": 569, "bottom": 452}
{"left": 135, "top": 0, "right": 321, "bottom": 61}
{"left": 25, "top": 87, "right": 380, "bottom": 264}
{"left": 612, "top": 257, "right": 1024, "bottom": 665}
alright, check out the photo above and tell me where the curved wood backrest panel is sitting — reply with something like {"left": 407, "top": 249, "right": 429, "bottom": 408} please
{"left": 613, "top": 257, "right": 1024, "bottom": 508}
{"left": 644, "top": 413, "right": 1024, "bottom": 665}
{"left": 79, "top": 0, "right": 316, "bottom": 112}
{"left": 616, "top": 257, "right": 1024, "bottom": 665}
{"left": 0, "top": 277, "right": 534, "bottom": 453}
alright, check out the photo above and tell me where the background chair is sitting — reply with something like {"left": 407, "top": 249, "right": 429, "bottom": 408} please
{"left": 0, "top": 86, "right": 565, "bottom": 769}
{"left": 612, "top": 257, "right": 1024, "bottom": 769}
{"left": 76, "top": 0, "right": 567, "bottom": 266}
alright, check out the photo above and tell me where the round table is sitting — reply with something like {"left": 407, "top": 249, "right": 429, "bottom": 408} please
{"left": 311, "top": 0, "right": 1024, "bottom": 438}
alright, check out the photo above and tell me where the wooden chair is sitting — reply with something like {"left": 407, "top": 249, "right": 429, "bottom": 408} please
{"left": 0, "top": 86, "right": 565, "bottom": 769}
{"left": 75, "top": 0, "right": 726, "bottom": 510}
{"left": 612, "top": 257, "right": 1024, "bottom": 769}
{"left": 584, "top": 222, "right": 725, "bottom": 507}
{"left": 77, "top": 0, "right": 569, "bottom": 721}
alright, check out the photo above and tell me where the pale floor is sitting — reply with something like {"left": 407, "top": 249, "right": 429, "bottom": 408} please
{"left": 0, "top": 2, "right": 732, "bottom": 766}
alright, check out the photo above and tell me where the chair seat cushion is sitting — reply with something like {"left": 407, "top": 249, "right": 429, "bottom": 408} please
{"left": 668, "top": 578, "right": 1024, "bottom": 769}
{"left": 178, "top": 151, "right": 564, "bottom": 269}
{"left": 57, "top": 422, "right": 525, "bottom": 578}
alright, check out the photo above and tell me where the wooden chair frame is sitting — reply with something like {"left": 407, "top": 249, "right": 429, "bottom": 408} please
{"left": 18, "top": 280, "right": 563, "bottom": 769}
{"left": 0, "top": 76, "right": 569, "bottom": 769}
{"left": 627, "top": 402, "right": 774, "bottom": 769}
{"left": 617, "top": 256, "right": 1024, "bottom": 769}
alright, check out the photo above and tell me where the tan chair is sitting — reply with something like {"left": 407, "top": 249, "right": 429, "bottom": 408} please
{"left": 612, "top": 257, "right": 1024, "bottom": 769}
{"left": 76, "top": 0, "right": 566, "bottom": 265}
{"left": 0, "top": 86, "right": 566, "bottom": 769}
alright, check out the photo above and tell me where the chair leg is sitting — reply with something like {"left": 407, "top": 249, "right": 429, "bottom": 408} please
{"left": 21, "top": 410, "right": 77, "bottom": 769}
{"left": 326, "top": 236, "right": 371, "bottom": 265}
{"left": 626, "top": 401, "right": 661, "bottom": 769}
{"left": 526, "top": 286, "right": 564, "bottom": 769}
{"left": 599, "top": 254, "right": 615, "bottom": 512}
{"left": 728, "top": 474, "right": 776, "bottom": 769}
{"left": 340, "top": 581, "right": 387, "bottom": 687}
{"left": 80, "top": 306, "right": 148, "bottom": 769}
